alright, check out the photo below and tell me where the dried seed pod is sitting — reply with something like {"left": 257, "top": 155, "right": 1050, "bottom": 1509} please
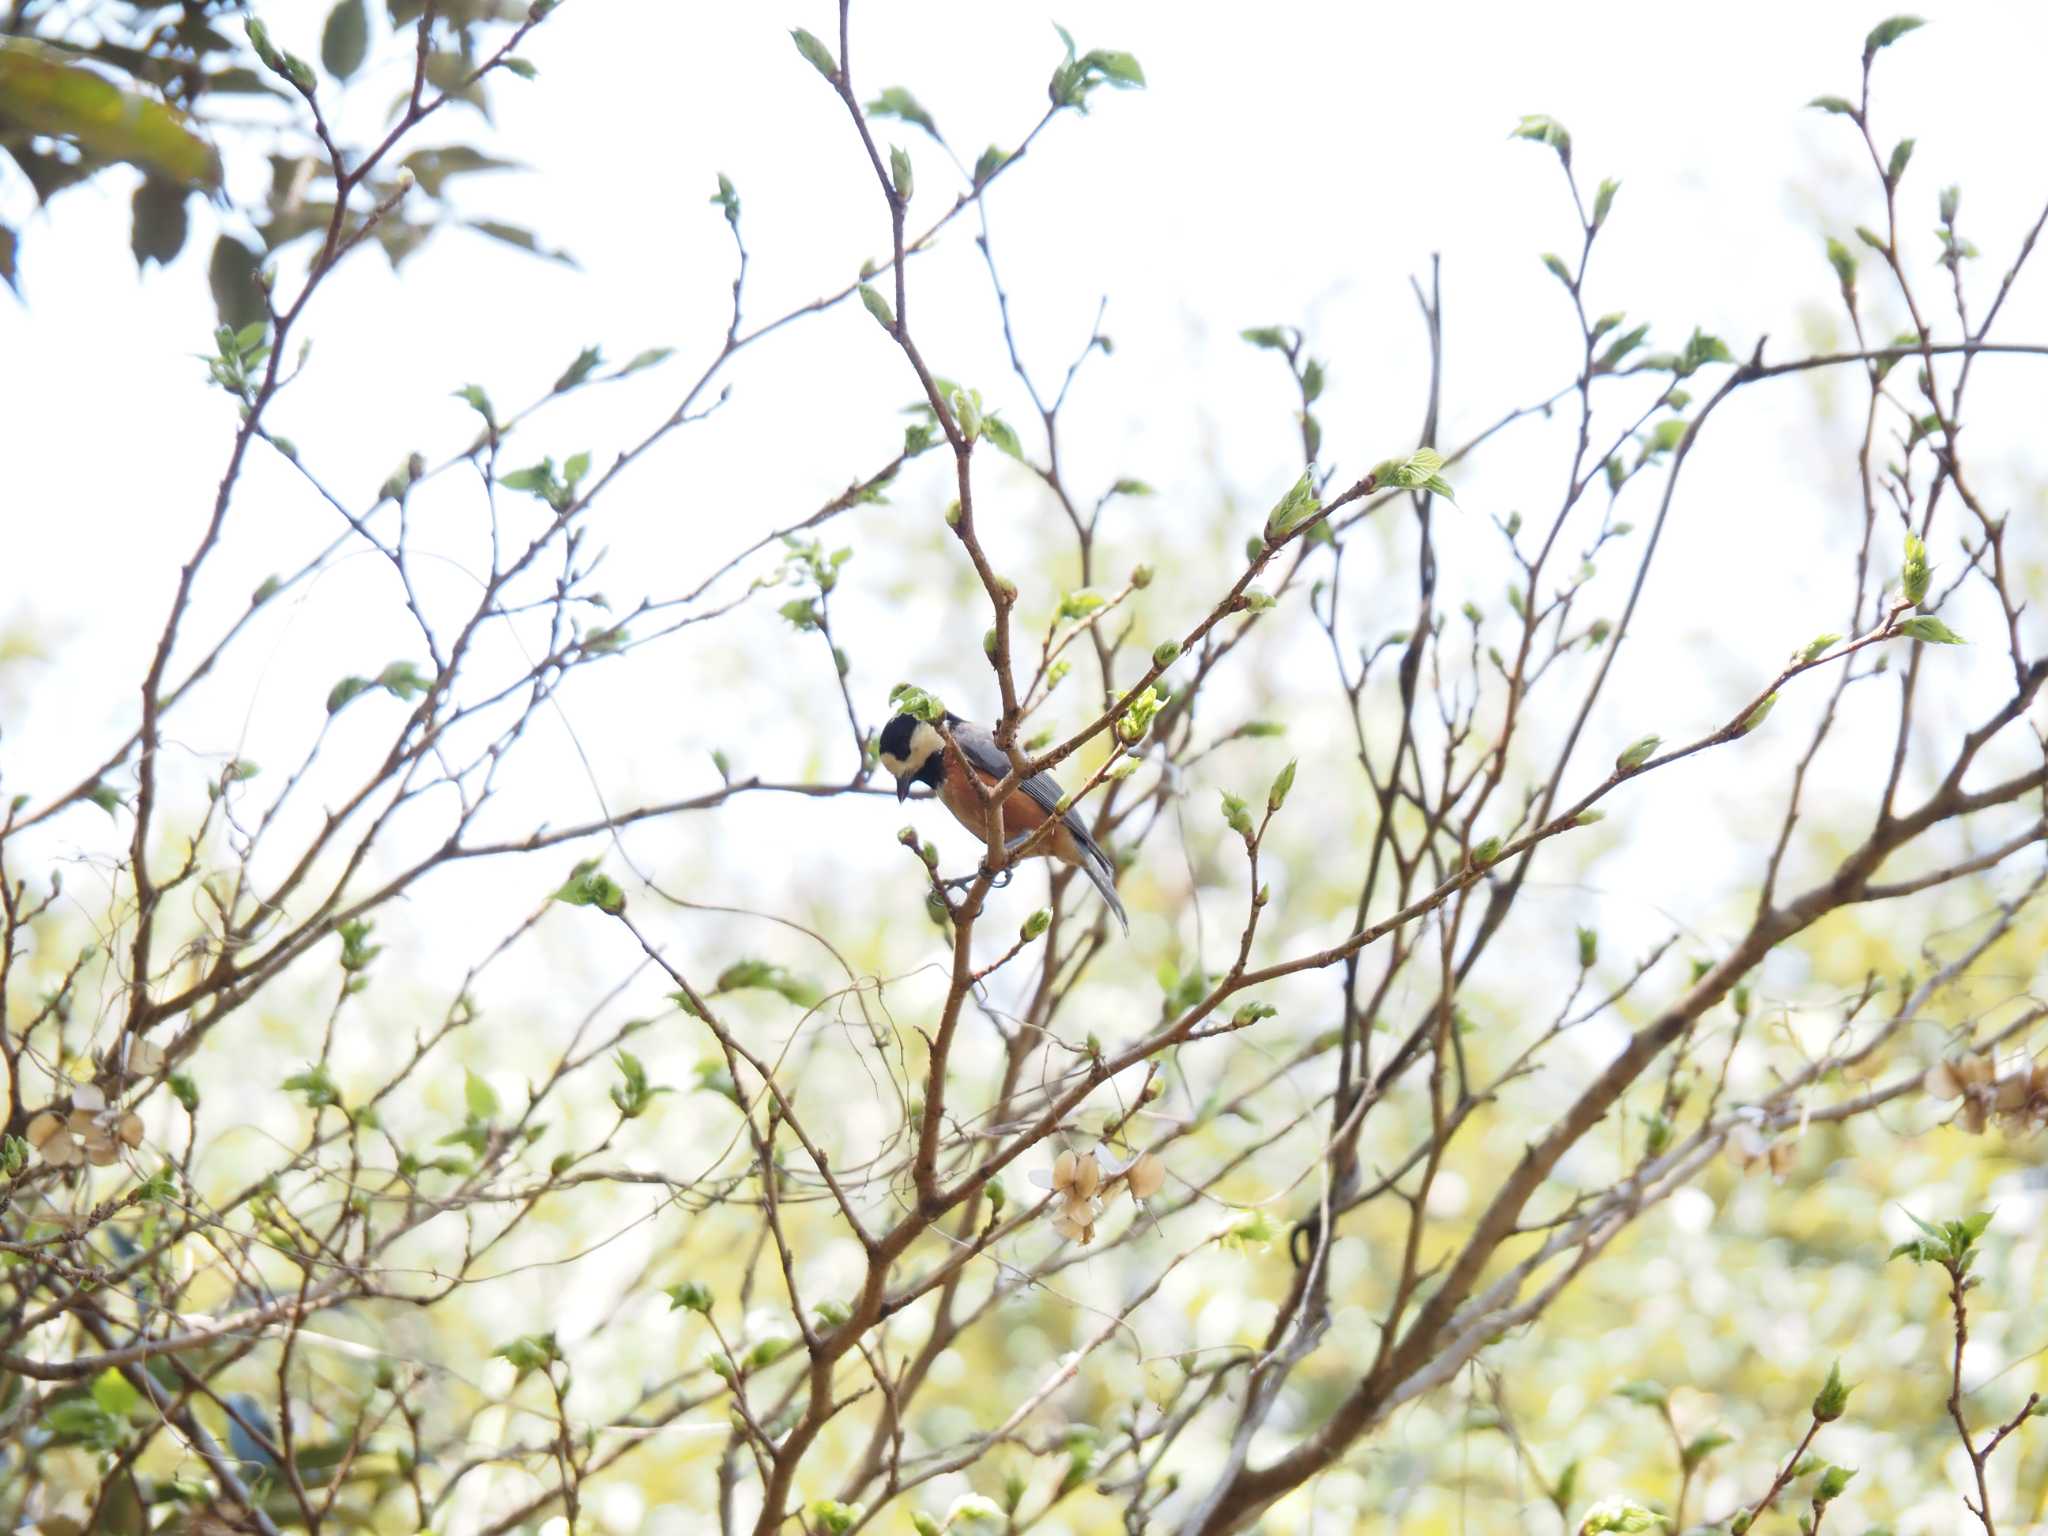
{"left": 24, "top": 1111, "right": 64, "bottom": 1149}
{"left": 118, "top": 1112, "right": 146, "bottom": 1148}
{"left": 1056, "top": 1146, "right": 1089, "bottom": 1196}
{"left": 87, "top": 1138, "right": 121, "bottom": 1167}
{"left": 1126, "top": 1152, "right": 1165, "bottom": 1200}
{"left": 71, "top": 1083, "right": 107, "bottom": 1114}
{"left": 1070, "top": 1149, "right": 1101, "bottom": 1201}
{"left": 40, "top": 1133, "right": 83, "bottom": 1169}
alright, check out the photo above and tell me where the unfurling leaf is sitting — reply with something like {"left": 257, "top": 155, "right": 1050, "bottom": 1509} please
{"left": 1901, "top": 530, "right": 1930, "bottom": 604}
{"left": 1865, "top": 15, "right": 1925, "bottom": 54}
{"left": 790, "top": 27, "right": 838, "bottom": 80}
{"left": 1887, "top": 137, "right": 1916, "bottom": 184}
{"left": 1267, "top": 759, "right": 1297, "bottom": 814}
{"left": 1614, "top": 734, "right": 1660, "bottom": 773}
{"left": 1825, "top": 236, "right": 1857, "bottom": 290}
{"left": 1263, "top": 469, "right": 1321, "bottom": 541}
{"left": 1894, "top": 614, "right": 1964, "bottom": 644}
{"left": 859, "top": 284, "right": 895, "bottom": 332}
{"left": 1592, "top": 177, "right": 1619, "bottom": 227}
{"left": 1511, "top": 113, "right": 1571, "bottom": 165}
{"left": 866, "top": 85, "right": 941, "bottom": 141}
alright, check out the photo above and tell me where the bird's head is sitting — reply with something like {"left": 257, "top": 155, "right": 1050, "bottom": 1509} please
{"left": 878, "top": 711, "right": 947, "bottom": 801}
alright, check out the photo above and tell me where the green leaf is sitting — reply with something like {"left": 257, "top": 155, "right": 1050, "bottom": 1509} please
{"left": 1678, "top": 328, "right": 1732, "bottom": 376}
{"left": 1894, "top": 614, "right": 1964, "bottom": 644}
{"left": 1370, "top": 446, "right": 1456, "bottom": 501}
{"left": 889, "top": 143, "right": 913, "bottom": 202}
{"left": 563, "top": 451, "right": 591, "bottom": 487}
{"left": 1808, "top": 94, "right": 1857, "bottom": 116}
{"left": 1799, "top": 633, "right": 1842, "bottom": 662}
{"left": 867, "top": 86, "right": 941, "bottom": 141}
{"left": 454, "top": 383, "right": 496, "bottom": 427}
{"left": 1577, "top": 926, "right": 1598, "bottom": 967}
{"left": 1614, "top": 734, "right": 1660, "bottom": 773}
{"left": 1300, "top": 357, "right": 1325, "bottom": 403}
{"left": 130, "top": 176, "right": 189, "bottom": 269}
{"left": 1865, "top": 15, "right": 1925, "bottom": 53}
{"left": 466, "top": 219, "right": 576, "bottom": 266}
{"left": 464, "top": 1069, "right": 499, "bottom": 1121}
{"left": 493, "top": 1331, "right": 559, "bottom": 1379}
{"left": 981, "top": 413, "right": 1023, "bottom": 459}
{"left": 502, "top": 56, "right": 537, "bottom": 80}
{"left": 1812, "top": 1359, "right": 1853, "bottom": 1421}
{"left": 709, "top": 173, "right": 740, "bottom": 226}
{"left": 0, "top": 38, "right": 223, "bottom": 188}
{"left": 790, "top": 27, "right": 837, "bottom": 80}
{"left": 321, "top": 0, "right": 369, "bottom": 81}
{"left": 1596, "top": 323, "right": 1650, "bottom": 372}
{"left": 1267, "top": 759, "right": 1297, "bottom": 814}
{"left": 1887, "top": 137, "right": 1915, "bottom": 184}
{"left": 1219, "top": 789, "right": 1255, "bottom": 840}
{"left": 1510, "top": 113, "right": 1571, "bottom": 164}
{"left": 282, "top": 1062, "right": 340, "bottom": 1108}
{"left": 859, "top": 284, "right": 895, "bottom": 332}
{"left": 552, "top": 859, "right": 627, "bottom": 915}
{"left": 666, "top": 1281, "right": 714, "bottom": 1313}
{"left": 1901, "top": 530, "right": 1930, "bottom": 603}
{"left": 91, "top": 1367, "right": 144, "bottom": 1421}
{"left": 553, "top": 345, "right": 603, "bottom": 393}
{"left": 1826, "top": 237, "right": 1858, "bottom": 289}
{"left": 1614, "top": 1379, "right": 1669, "bottom": 1408}
{"left": 972, "top": 143, "right": 1009, "bottom": 187}
{"left": 401, "top": 144, "right": 524, "bottom": 197}
{"left": 1263, "top": 468, "right": 1321, "bottom": 541}
{"left": 208, "top": 233, "right": 266, "bottom": 332}
{"left": 1740, "top": 693, "right": 1777, "bottom": 734}
{"left": 326, "top": 676, "right": 372, "bottom": 714}
{"left": 714, "top": 958, "right": 821, "bottom": 1009}
{"left": 1592, "top": 177, "right": 1619, "bottom": 227}
{"left": 1241, "top": 325, "right": 1292, "bottom": 351}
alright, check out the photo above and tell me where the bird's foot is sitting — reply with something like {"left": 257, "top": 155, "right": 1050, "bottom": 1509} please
{"left": 942, "top": 866, "right": 1015, "bottom": 892}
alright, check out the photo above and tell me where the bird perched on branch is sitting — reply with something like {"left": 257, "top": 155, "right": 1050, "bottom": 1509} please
{"left": 878, "top": 710, "right": 1128, "bottom": 934}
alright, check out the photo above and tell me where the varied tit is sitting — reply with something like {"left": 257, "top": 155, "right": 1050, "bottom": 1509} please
{"left": 878, "top": 711, "right": 1128, "bottom": 934}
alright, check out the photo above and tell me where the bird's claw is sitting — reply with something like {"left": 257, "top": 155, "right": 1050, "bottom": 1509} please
{"left": 942, "top": 866, "right": 1014, "bottom": 892}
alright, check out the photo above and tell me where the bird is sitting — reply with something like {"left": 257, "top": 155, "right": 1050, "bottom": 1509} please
{"left": 877, "top": 710, "right": 1128, "bottom": 934}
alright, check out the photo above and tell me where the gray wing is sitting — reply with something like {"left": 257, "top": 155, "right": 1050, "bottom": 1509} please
{"left": 952, "top": 718, "right": 1128, "bottom": 934}
{"left": 952, "top": 721, "right": 1100, "bottom": 849}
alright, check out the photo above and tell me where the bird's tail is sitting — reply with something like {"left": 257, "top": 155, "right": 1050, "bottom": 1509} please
{"left": 1078, "top": 844, "right": 1129, "bottom": 935}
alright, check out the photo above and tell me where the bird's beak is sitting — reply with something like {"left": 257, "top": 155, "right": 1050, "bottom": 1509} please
{"left": 894, "top": 774, "right": 912, "bottom": 803}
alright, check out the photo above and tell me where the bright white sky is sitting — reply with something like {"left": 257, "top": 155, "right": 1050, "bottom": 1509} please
{"left": 5, "top": 2, "right": 2046, "bottom": 1018}
{"left": 7, "top": 0, "right": 2048, "bottom": 1043}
